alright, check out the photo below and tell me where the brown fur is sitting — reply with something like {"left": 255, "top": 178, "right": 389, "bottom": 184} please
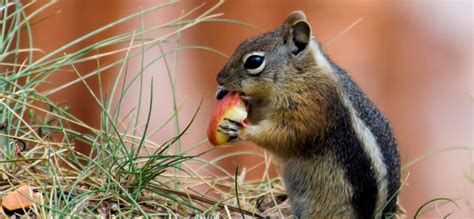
{"left": 240, "top": 61, "right": 339, "bottom": 159}
{"left": 284, "top": 153, "right": 355, "bottom": 218}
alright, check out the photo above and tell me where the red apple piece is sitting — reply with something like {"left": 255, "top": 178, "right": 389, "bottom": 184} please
{"left": 207, "top": 92, "right": 247, "bottom": 146}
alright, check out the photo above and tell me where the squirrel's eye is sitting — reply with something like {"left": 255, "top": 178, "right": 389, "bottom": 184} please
{"left": 244, "top": 55, "right": 264, "bottom": 69}
{"left": 243, "top": 52, "right": 265, "bottom": 75}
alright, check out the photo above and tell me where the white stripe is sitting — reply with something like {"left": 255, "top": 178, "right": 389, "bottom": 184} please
{"left": 342, "top": 95, "right": 388, "bottom": 218}
{"left": 309, "top": 39, "right": 332, "bottom": 72}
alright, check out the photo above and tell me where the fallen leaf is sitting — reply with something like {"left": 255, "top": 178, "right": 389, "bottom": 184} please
{"left": 2, "top": 185, "right": 41, "bottom": 211}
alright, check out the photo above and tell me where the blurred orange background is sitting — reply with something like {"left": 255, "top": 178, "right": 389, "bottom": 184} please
{"left": 23, "top": 0, "right": 472, "bottom": 218}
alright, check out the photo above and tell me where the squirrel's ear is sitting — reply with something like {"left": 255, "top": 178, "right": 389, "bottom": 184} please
{"left": 283, "top": 11, "right": 311, "bottom": 55}
{"left": 283, "top": 11, "right": 307, "bottom": 27}
{"left": 286, "top": 20, "right": 311, "bottom": 55}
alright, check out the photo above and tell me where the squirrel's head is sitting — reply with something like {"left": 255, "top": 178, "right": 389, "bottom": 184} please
{"left": 216, "top": 11, "right": 333, "bottom": 104}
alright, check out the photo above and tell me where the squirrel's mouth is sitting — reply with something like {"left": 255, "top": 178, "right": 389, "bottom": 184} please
{"left": 215, "top": 86, "right": 252, "bottom": 117}
{"left": 214, "top": 86, "right": 229, "bottom": 100}
{"left": 215, "top": 86, "right": 248, "bottom": 101}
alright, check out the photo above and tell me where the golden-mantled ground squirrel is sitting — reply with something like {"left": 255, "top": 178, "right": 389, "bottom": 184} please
{"left": 215, "top": 11, "right": 402, "bottom": 218}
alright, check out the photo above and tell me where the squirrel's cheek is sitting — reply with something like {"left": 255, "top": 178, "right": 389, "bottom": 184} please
{"left": 207, "top": 92, "right": 248, "bottom": 146}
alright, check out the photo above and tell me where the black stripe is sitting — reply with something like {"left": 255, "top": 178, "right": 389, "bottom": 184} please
{"left": 333, "top": 65, "right": 401, "bottom": 216}
{"left": 327, "top": 103, "right": 378, "bottom": 219}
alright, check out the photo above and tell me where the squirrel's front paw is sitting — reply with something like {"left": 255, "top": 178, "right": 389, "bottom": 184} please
{"left": 218, "top": 118, "right": 244, "bottom": 142}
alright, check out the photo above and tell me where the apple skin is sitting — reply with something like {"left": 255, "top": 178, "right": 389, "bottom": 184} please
{"left": 207, "top": 92, "right": 248, "bottom": 146}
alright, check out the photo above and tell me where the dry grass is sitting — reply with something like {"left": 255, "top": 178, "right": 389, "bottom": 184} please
{"left": 0, "top": 0, "right": 288, "bottom": 217}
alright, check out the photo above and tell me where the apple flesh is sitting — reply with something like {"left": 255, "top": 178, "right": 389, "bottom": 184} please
{"left": 207, "top": 92, "right": 248, "bottom": 146}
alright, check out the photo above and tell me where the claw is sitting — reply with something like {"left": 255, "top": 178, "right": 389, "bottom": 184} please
{"left": 228, "top": 136, "right": 240, "bottom": 143}
{"left": 224, "top": 118, "right": 242, "bottom": 126}
{"left": 218, "top": 119, "right": 242, "bottom": 137}
{"left": 219, "top": 124, "right": 239, "bottom": 132}
{"left": 217, "top": 129, "right": 239, "bottom": 136}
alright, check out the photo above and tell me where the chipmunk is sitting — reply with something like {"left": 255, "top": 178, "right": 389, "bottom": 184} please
{"left": 215, "top": 11, "right": 402, "bottom": 218}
